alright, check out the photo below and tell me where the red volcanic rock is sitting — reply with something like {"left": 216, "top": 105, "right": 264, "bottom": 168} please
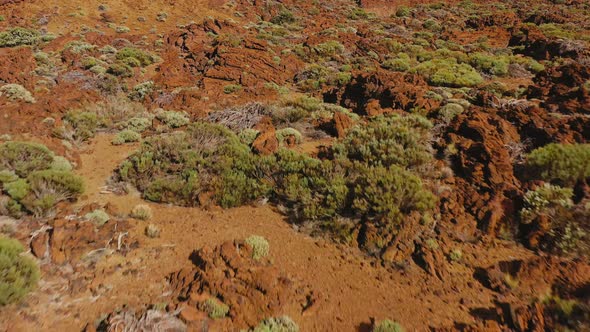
{"left": 252, "top": 116, "right": 278, "bottom": 155}
{"left": 168, "top": 240, "right": 316, "bottom": 327}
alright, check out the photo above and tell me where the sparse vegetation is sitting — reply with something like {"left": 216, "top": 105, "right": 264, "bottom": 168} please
{"left": 0, "top": 142, "right": 83, "bottom": 217}
{"left": 0, "top": 84, "right": 35, "bottom": 103}
{"left": 373, "top": 319, "right": 405, "bottom": 332}
{"left": 0, "top": 27, "right": 39, "bottom": 47}
{"left": 85, "top": 209, "right": 110, "bottom": 226}
{"left": 253, "top": 316, "right": 299, "bottom": 332}
{"left": 526, "top": 144, "right": 590, "bottom": 185}
{"left": 0, "top": 237, "right": 40, "bottom": 305}
{"left": 130, "top": 204, "right": 152, "bottom": 220}
{"left": 200, "top": 297, "right": 229, "bottom": 319}
{"left": 112, "top": 129, "right": 141, "bottom": 145}
{"left": 245, "top": 235, "right": 270, "bottom": 261}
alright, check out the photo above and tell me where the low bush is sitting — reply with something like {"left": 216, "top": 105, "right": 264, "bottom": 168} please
{"left": 117, "top": 123, "right": 268, "bottom": 208}
{"left": 333, "top": 114, "right": 434, "bottom": 172}
{"left": 223, "top": 84, "right": 242, "bottom": 94}
{"left": 0, "top": 142, "right": 54, "bottom": 177}
{"left": 245, "top": 235, "right": 270, "bottom": 261}
{"left": 0, "top": 84, "right": 35, "bottom": 103}
{"left": 112, "top": 129, "right": 141, "bottom": 145}
{"left": 115, "top": 47, "right": 156, "bottom": 67}
{"left": 520, "top": 184, "right": 588, "bottom": 255}
{"left": 85, "top": 209, "right": 110, "bottom": 227}
{"left": 352, "top": 164, "right": 436, "bottom": 226}
{"left": 155, "top": 110, "right": 190, "bottom": 128}
{"left": 145, "top": 224, "right": 160, "bottom": 238}
{"left": 0, "top": 27, "right": 39, "bottom": 48}
{"left": 438, "top": 103, "right": 464, "bottom": 123}
{"left": 0, "top": 141, "right": 83, "bottom": 217}
{"left": 0, "top": 237, "right": 40, "bottom": 305}
{"left": 373, "top": 319, "right": 405, "bottom": 332}
{"left": 117, "top": 115, "right": 438, "bottom": 255}
{"left": 276, "top": 128, "right": 303, "bottom": 145}
{"left": 200, "top": 298, "right": 229, "bottom": 319}
{"left": 130, "top": 204, "right": 152, "bottom": 220}
{"left": 413, "top": 58, "right": 483, "bottom": 87}
{"left": 54, "top": 111, "right": 101, "bottom": 144}
{"left": 526, "top": 144, "right": 590, "bottom": 185}
{"left": 252, "top": 316, "right": 299, "bottom": 332}
{"left": 128, "top": 81, "right": 154, "bottom": 101}
{"left": 469, "top": 53, "right": 509, "bottom": 76}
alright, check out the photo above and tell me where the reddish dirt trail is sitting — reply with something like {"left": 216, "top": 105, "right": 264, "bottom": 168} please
{"left": 0, "top": 135, "right": 536, "bottom": 331}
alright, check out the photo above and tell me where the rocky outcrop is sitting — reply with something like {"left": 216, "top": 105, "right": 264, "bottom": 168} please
{"left": 325, "top": 70, "right": 440, "bottom": 115}
{"left": 168, "top": 240, "right": 317, "bottom": 328}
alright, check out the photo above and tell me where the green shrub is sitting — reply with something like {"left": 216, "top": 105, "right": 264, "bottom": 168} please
{"left": 373, "top": 319, "right": 404, "bottom": 332}
{"left": 520, "top": 184, "right": 588, "bottom": 255}
{"left": 112, "top": 130, "right": 141, "bottom": 145}
{"left": 85, "top": 209, "right": 110, "bottom": 226}
{"left": 352, "top": 164, "right": 436, "bottom": 225}
{"left": 4, "top": 179, "right": 30, "bottom": 201}
{"left": 223, "top": 84, "right": 242, "bottom": 94}
{"left": 145, "top": 224, "right": 160, "bottom": 238}
{"left": 200, "top": 298, "right": 229, "bottom": 319}
{"left": 382, "top": 57, "right": 410, "bottom": 72}
{"left": 128, "top": 81, "right": 154, "bottom": 101}
{"left": 0, "top": 27, "right": 39, "bottom": 47}
{"left": 520, "top": 183, "right": 573, "bottom": 224}
{"left": 245, "top": 235, "right": 270, "bottom": 261}
{"left": 269, "top": 149, "right": 349, "bottom": 221}
{"left": 413, "top": 59, "right": 483, "bottom": 87}
{"left": 238, "top": 129, "right": 260, "bottom": 145}
{"left": 449, "top": 249, "right": 463, "bottom": 262}
{"left": 253, "top": 316, "right": 299, "bottom": 332}
{"left": 117, "top": 115, "right": 438, "bottom": 256}
{"left": 130, "top": 204, "right": 152, "bottom": 220}
{"left": 23, "top": 170, "right": 84, "bottom": 216}
{"left": 0, "top": 142, "right": 54, "bottom": 177}
{"left": 270, "top": 9, "right": 296, "bottom": 25}
{"left": 51, "top": 156, "right": 73, "bottom": 172}
{"left": 0, "top": 84, "right": 35, "bottom": 103}
{"left": 333, "top": 114, "right": 434, "bottom": 172}
{"left": 54, "top": 111, "right": 101, "bottom": 143}
{"left": 123, "top": 117, "right": 152, "bottom": 133}
{"left": 526, "top": 144, "right": 590, "bottom": 185}
{"left": 276, "top": 128, "right": 303, "bottom": 145}
{"left": 469, "top": 53, "right": 509, "bottom": 76}
{"left": 438, "top": 103, "right": 464, "bottom": 123}
{"left": 155, "top": 110, "right": 189, "bottom": 128}
{"left": 115, "top": 47, "right": 156, "bottom": 67}
{"left": 107, "top": 63, "right": 133, "bottom": 77}
{"left": 0, "top": 238, "right": 40, "bottom": 305}
{"left": 63, "top": 41, "right": 95, "bottom": 54}
{"left": 395, "top": 6, "right": 411, "bottom": 17}
{"left": 117, "top": 123, "right": 268, "bottom": 208}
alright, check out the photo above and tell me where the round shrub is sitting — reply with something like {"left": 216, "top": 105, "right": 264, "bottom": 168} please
{"left": 276, "top": 128, "right": 303, "bottom": 145}
{"left": 373, "top": 319, "right": 404, "bottom": 332}
{"left": 526, "top": 143, "right": 590, "bottom": 185}
{"left": 112, "top": 130, "right": 141, "bottom": 145}
{"left": 85, "top": 209, "right": 110, "bottom": 227}
{"left": 0, "top": 84, "right": 35, "bottom": 103}
{"left": 0, "top": 142, "right": 54, "bottom": 178}
{"left": 253, "top": 316, "right": 299, "bottom": 332}
{"left": 245, "top": 235, "right": 270, "bottom": 261}
{"left": 0, "top": 238, "right": 40, "bottom": 305}
{"left": 200, "top": 298, "right": 229, "bottom": 319}
{"left": 130, "top": 204, "right": 153, "bottom": 220}
{"left": 0, "top": 27, "right": 39, "bottom": 48}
